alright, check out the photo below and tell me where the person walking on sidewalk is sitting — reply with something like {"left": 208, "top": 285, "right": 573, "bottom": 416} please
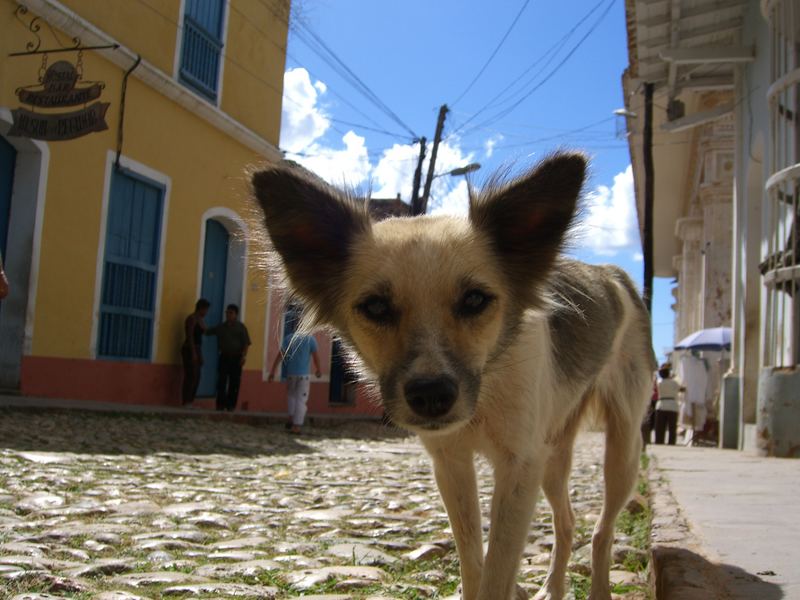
{"left": 268, "top": 333, "right": 322, "bottom": 434}
{"left": 181, "top": 298, "right": 209, "bottom": 405}
{"left": 655, "top": 363, "right": 682, "bottom": 445}
{"left": 205, "top": 304, "right": 251, "bottom": 411}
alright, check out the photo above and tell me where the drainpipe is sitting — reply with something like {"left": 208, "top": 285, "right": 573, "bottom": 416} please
{"left": 643, "top": 82, "right": 655, "bottom": 314}
{"left": 115, "top": 54, "right": 141, "bottom": 170}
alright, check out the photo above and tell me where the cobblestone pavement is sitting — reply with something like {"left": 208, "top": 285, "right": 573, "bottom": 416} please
{"left": 0, "top": 409, "right": 649, "bottom": 599}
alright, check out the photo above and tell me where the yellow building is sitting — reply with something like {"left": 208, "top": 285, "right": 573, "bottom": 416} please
{"left": 0, "top": 0, "right": 344, "bottom": 411}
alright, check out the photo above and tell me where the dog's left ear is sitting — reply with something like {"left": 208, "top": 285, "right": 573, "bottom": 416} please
{"left": 470, "top": 151, "right": 586, "bottom": 296}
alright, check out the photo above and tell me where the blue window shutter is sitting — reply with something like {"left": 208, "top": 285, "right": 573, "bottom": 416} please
{"left": 180, "top": 0, "right": 225, "bottom": 101}
{"left": 98, "top": 170, "right": 164, "bottom": 361}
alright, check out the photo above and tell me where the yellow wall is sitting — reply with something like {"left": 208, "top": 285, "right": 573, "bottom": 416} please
{"left": 53, "top": 0, "right": 288, "bottom": 144}
{"left": 222, "top": 0, "right": 289, "bottom": 144}
{"left": 0, "top": 0, "right": 283, "bottom": 369}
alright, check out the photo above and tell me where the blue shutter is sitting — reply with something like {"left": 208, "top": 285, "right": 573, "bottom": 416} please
{"left": 98, "top": 170, "right": 164, "bottom": 360}
{"left": 180, "top": 0, "right": 225, "bottom": 101}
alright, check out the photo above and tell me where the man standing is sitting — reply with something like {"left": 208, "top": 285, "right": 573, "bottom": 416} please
{"left": 268, "top": 333, "right": 322, "bottom": 434}
{"left": 181, "top": 298, "right": 209, "bottom": 405}
{"left": 206, "top": 304, "right": 251, "bottom": 411}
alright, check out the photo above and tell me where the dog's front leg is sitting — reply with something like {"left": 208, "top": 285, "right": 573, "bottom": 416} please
{"left": 425, "top": 440, "right": 484, "bottom": 600}
{"left": 477, "top": 457, "right": 543, "bottom": 600}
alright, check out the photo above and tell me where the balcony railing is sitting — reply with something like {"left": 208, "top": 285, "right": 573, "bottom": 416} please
{"left": 763, "top": 0, "right": 800, "bottom": 367}
{"left": 179, "top": 15, "right": 223, "bottom": 102}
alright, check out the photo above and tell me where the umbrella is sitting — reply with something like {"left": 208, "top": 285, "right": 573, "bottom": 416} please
{"left": 674, "top": 327, "right": 732, "bottom": 351}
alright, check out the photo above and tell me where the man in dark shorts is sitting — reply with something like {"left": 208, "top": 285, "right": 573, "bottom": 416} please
{"left": 205, "top": 304, "right": 251, "bottom": 411}
{"left": 182, "top": 298, "right": 209, "bottom": 405}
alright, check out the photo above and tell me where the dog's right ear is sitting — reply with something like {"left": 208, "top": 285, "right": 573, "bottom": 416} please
{"left": 251, "top": 166, "right": 371, "bottom": 319}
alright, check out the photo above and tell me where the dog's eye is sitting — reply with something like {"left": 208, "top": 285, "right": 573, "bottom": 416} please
{"left": 357, "top": 296, "right": 397, "bottom": 325}
{"left": 458, "top": 289, "right": 494, "bottom": 317}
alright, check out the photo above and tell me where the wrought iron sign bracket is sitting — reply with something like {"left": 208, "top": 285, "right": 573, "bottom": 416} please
{"left": 8, "top": 5, "right": 118, "bottom": 58}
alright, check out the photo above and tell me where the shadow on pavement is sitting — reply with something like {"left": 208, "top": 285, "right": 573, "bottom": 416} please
{"left": 654, "top": 546, "right": 784, "bottom": 600}
{"left": 0, "top": 407, "right": 407, "bottom": 457}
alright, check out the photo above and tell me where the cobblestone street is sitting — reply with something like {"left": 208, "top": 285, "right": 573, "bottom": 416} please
{"left": 0, "top": 409, "right": 649, "bottom": 600}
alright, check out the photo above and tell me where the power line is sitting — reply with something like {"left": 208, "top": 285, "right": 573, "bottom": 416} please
{"left": 292, "top": 18, "right": 419, "bottom": 140}
{"left": 231, "top": 1, "right": 413, "bottom": 140}
{"left": 451, "top": 0, "right": 614, "bottom": 138}
{"left": 473, "top": 116, "right": 616, "bottom": 151}
{"left": 125, "top": 0, "right": 415, "bottom": 149}
{"left": 458, "top": 0, "right": 616, "bottom": 137}
{"left": 450, "top": 0, "right": 533, "bottom": 108}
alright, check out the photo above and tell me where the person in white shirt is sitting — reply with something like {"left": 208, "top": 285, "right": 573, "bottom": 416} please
{"left": 655, "top": 364, "right": 682, "bottom": 445}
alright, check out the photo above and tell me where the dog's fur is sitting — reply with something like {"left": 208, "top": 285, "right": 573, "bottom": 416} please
{"left": 251, "top": 152, "right": 656, "bottom": 600}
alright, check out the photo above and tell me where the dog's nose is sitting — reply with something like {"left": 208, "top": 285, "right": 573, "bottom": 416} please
{"left": 404, "top": 376, "right": 458, "bottom": 418}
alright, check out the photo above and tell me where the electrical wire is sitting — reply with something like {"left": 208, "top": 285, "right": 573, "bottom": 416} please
{"left": 450, "top": 0, "right": 533, "bottom": 108}
{"left": 292, "top": 18, "right": 419, "bottom": 140}
{"left": 124, "top": 0, "right": 416, "bottom": 148}
{"left": 451, "top": 0, "right": 615, "bottom": 139}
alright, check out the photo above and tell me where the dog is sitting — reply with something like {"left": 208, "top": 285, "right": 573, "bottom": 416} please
{"left": 251, "top": 151, "right": 655, "bottom": 600}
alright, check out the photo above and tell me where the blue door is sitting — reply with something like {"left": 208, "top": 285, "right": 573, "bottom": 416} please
{"left": 0, "top": 136, "right": 16, "bottom": 263}
{"left": 197, "top": 219, "right": 229, "bottom": 396}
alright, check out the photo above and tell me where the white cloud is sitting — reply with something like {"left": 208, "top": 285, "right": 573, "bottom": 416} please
{"left": 279, "top": 68, "right": 371, "bottom": 186}
{"left": 280, "top": 68, "right": 330, "bottom": 153}
{"left": 484, "top": 134, "right": 504, "bottom": 158}
{"left": 431, "top": 179, "right": 470, "bottom": 216}
{"left": 371, "top": 139, "right": 476, "bottom": 213}
{"left": 279, "top": 68, "right": 480, "bottom": 206}
{"left": 372, "top": 143, "right": 419, "bottom": 200}
{"left": 289, "top": 131, "right": 372, "bottom": 187}
{"left": 575, "top": 165, "right": 639, "bottom": 257}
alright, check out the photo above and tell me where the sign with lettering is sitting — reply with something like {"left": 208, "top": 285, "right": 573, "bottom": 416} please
{"left": 9, "top": 102, "right": 110, "bottom": 141}
{"left": 9, "top": 59, "right": 109, "bottom": 141}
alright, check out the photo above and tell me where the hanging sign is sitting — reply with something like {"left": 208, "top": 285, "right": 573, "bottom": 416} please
{"left": 9, "top": 102, "right": 110, "bottom": 141}
{"left": 9, "top": 58, "right": 110, "bottom": 141}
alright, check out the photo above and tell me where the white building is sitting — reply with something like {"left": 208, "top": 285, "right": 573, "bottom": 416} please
{"left": 623, "top": 0, "right": 799, "bottom": 456}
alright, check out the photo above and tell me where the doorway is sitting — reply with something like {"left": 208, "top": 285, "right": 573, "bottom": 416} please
{"left": 197, "top": 219, "right": 229, "bottom": 397}
{"left": 0, "top": 119, "right": 47, "bottom": 391}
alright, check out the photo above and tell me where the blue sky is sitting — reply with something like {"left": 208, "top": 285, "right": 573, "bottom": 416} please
{"left": 277, "top": 0, "right": 674, "bottom": 363}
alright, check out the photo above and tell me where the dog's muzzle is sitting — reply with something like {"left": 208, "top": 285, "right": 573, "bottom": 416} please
{"left": 403, "top": 376, "right": 458, "bottom": 419}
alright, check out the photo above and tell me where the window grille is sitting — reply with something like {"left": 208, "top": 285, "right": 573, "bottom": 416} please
{"left": 179, "top": 0, "right": 225, "bottom": 101}
{"left": 98, "top": 170, "right": 164, "bottom": 360}
{"left": 763, "top": 0, "right": 800, "bottom": 367}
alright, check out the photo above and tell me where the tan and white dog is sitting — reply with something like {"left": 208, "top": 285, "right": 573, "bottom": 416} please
{"left": 251, "top": 152, "right": 655, "bottom": 600}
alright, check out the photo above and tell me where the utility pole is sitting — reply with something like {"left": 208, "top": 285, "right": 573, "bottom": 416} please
{"left": 419, "top": 104, "right": 449, "bottom": 215}
{"left": 643, "top": 82, "right": 655, "bottom": 314}
{"left": 410, "top": 137, "right": 427, "bottom": 215}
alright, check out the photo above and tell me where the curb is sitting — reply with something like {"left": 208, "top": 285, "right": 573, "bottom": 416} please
{"left": 646, "top": 451, "right": 726, "bottom": 600}
{"left": 0, "top": 395, "right": 386, "bottom": 431}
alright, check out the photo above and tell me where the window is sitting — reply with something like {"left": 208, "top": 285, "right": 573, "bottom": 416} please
{"left": 179, "top": 0, "right": 225, "bottom": 101}
{"left": 763, "top": 0, "right": 800, "bottom": 366}
{"left": 97, "top": 169, "right": 164, "bottom": 360}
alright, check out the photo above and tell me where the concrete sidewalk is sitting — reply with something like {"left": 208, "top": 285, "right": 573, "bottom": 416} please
{"left": 647, "top": 443, "right": 800, "bottom": 600}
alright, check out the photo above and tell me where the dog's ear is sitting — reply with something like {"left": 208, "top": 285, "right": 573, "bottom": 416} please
{"left": 470, "top": 152, "right": 586, "bottom": 297}
{"left": 251, "top": 166, "right": 371, "bottom": 321}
